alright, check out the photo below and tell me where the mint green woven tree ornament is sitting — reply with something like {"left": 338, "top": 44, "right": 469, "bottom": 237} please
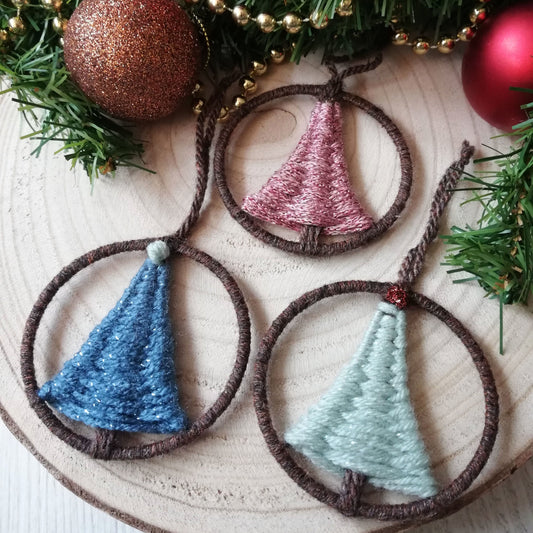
{"left": 253, "top": 142, "right": 501, "bottom": 520}
{"left": 285, "top": 299, "right": 437, "bottom": 498}
{"left": 281, "top": 146, "right": 483, "bottom": 500}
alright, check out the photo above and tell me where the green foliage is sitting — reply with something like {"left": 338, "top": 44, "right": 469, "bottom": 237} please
{"left": 189, "top": 0, "right": 518, "bottom": 68}
{"left": 0, "top": 0, "right": 150, "bottom": 183}
{"left": 442, "top": 92, "right": 533, "bottom": 353}
{"left": 0, "top": 0, "right": 522, "bottom": 180}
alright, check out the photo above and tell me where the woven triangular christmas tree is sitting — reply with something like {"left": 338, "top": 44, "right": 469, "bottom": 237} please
{"left": 242, "top": 100, "right": 373, "bottom": 240}
{"left": 285, "top": 300, "right": 437, "bottom": 498}
{"left": 38, "top": 241, "right": 188, "bottom": 434}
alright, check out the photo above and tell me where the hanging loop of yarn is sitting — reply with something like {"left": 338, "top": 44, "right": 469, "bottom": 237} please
{"left": 214, "top": 58, "right": 412, "bottom": 257}
{"left": 20, "top": 75, "right": 252, "bottom": 460}
{"left": 252, "top": 144, "right": 499, "bottom": 521}
{"left": 321, "top": 54, "right": 383, "bottom": 101}
{"left": 167, "top": 70, "right": 241, "bottom": 245}
{"left": 397, "top": 141, "right": 475, "bottom": 288}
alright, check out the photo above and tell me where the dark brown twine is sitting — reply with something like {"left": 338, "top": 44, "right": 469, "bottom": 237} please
{"left": 252, "top": 144, "right": 499, "bottom": 521}
{"left": 20, "top": 73, "right": 252, "bottom": 460}
{"left": 397, "top": 141, "right": 475, "bottom": 287}
{"left": 322, "top": 54, "right": 383, "bottom": 101}
{"left": 171, "top": 71, "right": 241, "bottom": 244}
{"left": 214, "top": 55, "right": 413, "bottom": 256}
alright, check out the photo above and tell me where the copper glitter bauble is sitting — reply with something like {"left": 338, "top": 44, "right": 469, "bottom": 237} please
{"left": 64, "top": 0, "right": 203, "bottom": 121}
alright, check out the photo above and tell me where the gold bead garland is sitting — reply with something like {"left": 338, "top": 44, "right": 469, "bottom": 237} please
{"left": 52, "top": 15, "right": 68, "bottom": 35}
{"left": 193, "top": 0, "right": 494, "bottom": 118}
{"left": 206, "top": 0, "right": 492, "bottom": 54}
{"left": 270, "top": 47, "right": 286, "bottom": 63}
{"left": 41, "top": 0, "right": 63, "bottom": 11}
{"left": 11, "top": 0, "right": 29, "bottom": 9}
{"left": 250, "top": 59, "right": 267, "bottom": 75}
{"left": 207, "top": 0, "right": 225, "bottom": 15}
{"left": 256, "top": 12, "right": 276, "bottom": 33}
{"left": 205, "top": 0, "right": 354, "bottom": 36}
{"left": 335, "top": 0, "right": 352, "bottom": 17}
{"left": 282, "top": 13, "right": 303, "bottom": 34}
{"left": 7, "top": 0, "right": 28, "bottom": 38}
{"left": 4, "top": 0, "right": 69, "bottom": 49}
{"left": 232, "top": 4, "right": 250, "bottom": 25}
{"left": 192, "top": 51, "right": 287, "bottom": 121}
{"left": 7, "top": 15, "right": 27, "bottom": 35}
{"left": 309, "top": 10, "right": 329, "bottom": 30}
{"left": 391, "top": 1, "right": 491, "bottom": 54}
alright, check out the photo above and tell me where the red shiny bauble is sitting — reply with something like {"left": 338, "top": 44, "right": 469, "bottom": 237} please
{"left": 462, "top": 2, "right": 533, "bottom": 132}
{"left": 64, "top": 0, "right": 203, "bottom": 121}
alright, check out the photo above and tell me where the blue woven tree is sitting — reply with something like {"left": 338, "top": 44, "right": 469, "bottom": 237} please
{"left": 285, "top": 301, "right": 437, "bottom": 498}
{"left": 39, "top": 241, "right": 188, "bottom": 434}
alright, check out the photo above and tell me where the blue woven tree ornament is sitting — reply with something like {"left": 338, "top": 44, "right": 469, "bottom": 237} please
{"left": 39, "top": 240, "right": 188, "bottom": 434}
{"left": 285, "top": 300, "right": 437, "bottom": 498}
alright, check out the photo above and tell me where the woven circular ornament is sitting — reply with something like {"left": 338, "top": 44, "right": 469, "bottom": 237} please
{"left": 252, "top": 142, "right": 499, "bottom": 521}
{"left": 253, "top": 282, "right": 498, "bottom": 520}
{"left": 214, "top": 56, "right": 413, "bottom": 256}
{"left": 20, "top": 75, "right": 252, "bottom": 460}
{"left": 21, "top": 239, "right": 251, "bottom": 459}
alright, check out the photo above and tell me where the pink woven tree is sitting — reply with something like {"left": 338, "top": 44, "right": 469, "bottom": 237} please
{"left": 242, "top": 100, "right": 374, "bottom": 245}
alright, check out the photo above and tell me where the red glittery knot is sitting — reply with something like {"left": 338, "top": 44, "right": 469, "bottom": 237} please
{"left": 385, "top": 285, "right": 408, "bottom": 309}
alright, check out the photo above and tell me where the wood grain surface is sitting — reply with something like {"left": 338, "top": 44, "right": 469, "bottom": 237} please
{"left": 1, "top": 48, "right": 533, "bottom": 532}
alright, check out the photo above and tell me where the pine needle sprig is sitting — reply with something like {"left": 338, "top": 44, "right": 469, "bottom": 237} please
{"left": 1, "top": 1, "right": 151, "bottom": 183}
{"left": 189, "top": 0, "right": 519, "bottom": 67}
{"left": 442, "top": 96, "right": 533, "bottom": 354}
{"left": 0, "top": 0, "right": 522, "bottom": 181}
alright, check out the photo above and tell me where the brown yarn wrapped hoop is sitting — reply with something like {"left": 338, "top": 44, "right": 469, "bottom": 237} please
{"left": 21, "top": 239, "right": 251, "bottom": 460}
{"left": 252, "top": 142, "right": 499, "bottom": 521}
{"left": 214, "top": 55, "right": 413, "bottom": 256}
{"left": 252, "top": 281, "right": 499, "bottom": 521}
{"left": 19, "top": 73, "right": 252, "bottom": 460}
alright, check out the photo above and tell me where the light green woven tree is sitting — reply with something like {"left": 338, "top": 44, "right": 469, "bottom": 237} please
{"left": 285, "top": 301, "right": 437, "bottom": 498}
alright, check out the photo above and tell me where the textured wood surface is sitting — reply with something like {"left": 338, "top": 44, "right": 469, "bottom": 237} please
{"left": 2, "top": 420, "right": 533, "bottom": 532}
{"left": 1, "top": 48, "right": 533, "bottom": 532}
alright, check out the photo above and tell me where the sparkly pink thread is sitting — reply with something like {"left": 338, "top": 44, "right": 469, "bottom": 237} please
{"left": 242, "top": 100, "right": 374, "bottom": 235}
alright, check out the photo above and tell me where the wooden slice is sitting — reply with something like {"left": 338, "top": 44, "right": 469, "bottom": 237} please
{"left": 1, "top": 49, "right": 533, "bottom": 532}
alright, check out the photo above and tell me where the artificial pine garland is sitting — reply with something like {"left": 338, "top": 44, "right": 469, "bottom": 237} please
{"left": 0, "top": 0, "right": 520, "bottom": 180}
{"left": 0, "top": 0, "right": 151, "bottom": 182}
{"left": 197, "top": 0, "right": 515, "bottom": 67}
{"left": 443, "top": 91, "right": 533, "bottom": 354}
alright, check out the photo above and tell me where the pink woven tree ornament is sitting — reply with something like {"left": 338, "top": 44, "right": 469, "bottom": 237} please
{"left": 242, "top": 99, "right": 374, "bottom": 246}
{"left": 215, "top": 55, "right": 412, "bottom": 256}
